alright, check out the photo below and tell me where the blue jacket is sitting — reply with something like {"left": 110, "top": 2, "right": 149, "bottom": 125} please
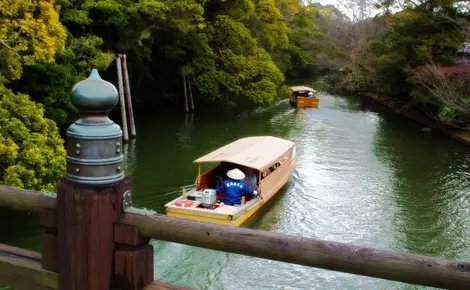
{"left": 216, "top": 178, "right": 254, "bottom": 205}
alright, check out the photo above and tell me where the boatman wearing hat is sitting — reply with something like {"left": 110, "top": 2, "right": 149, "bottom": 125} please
{"left": 216, "top": 168, "right": 258, "bottom": 206}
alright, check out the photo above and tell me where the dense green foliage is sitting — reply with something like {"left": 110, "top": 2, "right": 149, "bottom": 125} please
{"left": 0, "top": 85, "right": 66, "bottom": 191}
{"left": 3, "top": 0, "right": 339, "bottom": 124}
{"left": 1, "top": 0, "right": 67, "bottom": 191}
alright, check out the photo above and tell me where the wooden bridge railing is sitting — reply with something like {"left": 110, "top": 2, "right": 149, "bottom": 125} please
{"left": 1, "top": 69, "right": 470, "bottom": 290}
{"left": 2, "top": 185, "right": 470, "bottom": 290}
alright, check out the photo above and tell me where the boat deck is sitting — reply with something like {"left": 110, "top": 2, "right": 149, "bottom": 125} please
{"left": 165, "top": 195, "right": 262, "bottom": 221}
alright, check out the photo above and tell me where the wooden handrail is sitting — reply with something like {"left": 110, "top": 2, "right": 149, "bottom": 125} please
{"left": 143, "top": 281, "right": 195, "bottom": 290}
{"left": 0, "top": 243, "right": 59, "bottom": 290}
{"left": 0, "top": 185, "right": 56, "bottom": 213}
{"left": 121, "top": 213, "right": 470, "bottom": 289}
{"left": 0, "top": 243, "right": 191, "bottom": 290}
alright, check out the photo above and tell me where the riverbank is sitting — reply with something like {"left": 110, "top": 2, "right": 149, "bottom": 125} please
{"left": 363, "top": 93, "right": 470, "bottom": 146}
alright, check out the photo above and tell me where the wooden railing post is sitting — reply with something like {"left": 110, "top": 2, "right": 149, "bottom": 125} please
{"left": 114, "top": 222, "right": 154, "bottom": 290}
{"left": 40, "top": 208, "right": 58, "bottom": 272}
{"left": 57, "top": 69, "right": 131, "bottom": 290}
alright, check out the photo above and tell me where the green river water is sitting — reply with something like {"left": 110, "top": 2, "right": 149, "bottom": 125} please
{"left": 2, "top": 92, "right": 470, "bottom": 289}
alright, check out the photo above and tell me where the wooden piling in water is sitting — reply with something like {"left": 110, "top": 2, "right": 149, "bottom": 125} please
{"left": 121, "top": 54, "right": 136, "bottom": 138}
{"left": 116, "top": 55, "right": 129, "bottom": 142}
{"left": 187, "top": 76, "right": 194, "bottom": 111}
{"left": 182, "top": 75, "right": 189, "bottom": 113}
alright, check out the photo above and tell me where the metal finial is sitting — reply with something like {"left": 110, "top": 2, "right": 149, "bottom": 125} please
{"left": 65, "top": 68, "right": 124, "bottom": 185}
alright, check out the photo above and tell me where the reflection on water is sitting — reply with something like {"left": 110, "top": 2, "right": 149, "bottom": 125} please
{"left": 373, "top": 114, "right": 470, "bottom": 260}
{"left": 2, "top": 94, "right": 470, "bottom": 289}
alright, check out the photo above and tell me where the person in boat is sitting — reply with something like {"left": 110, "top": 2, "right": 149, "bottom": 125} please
{"left": 211, "top": 162, "right": 237, "bottom": 188}
{"left": 216, "top": 168, "right": 258, "bottom": 206}
{"left": 243, "top": 167, "right": 258, "bottom": 191}
{"left": 307, "top": 91, "right": 314, "bottom": 98}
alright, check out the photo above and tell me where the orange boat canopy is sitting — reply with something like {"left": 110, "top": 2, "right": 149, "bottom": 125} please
{"left": 194, "top": 136, "right": 295, "bottom": 171}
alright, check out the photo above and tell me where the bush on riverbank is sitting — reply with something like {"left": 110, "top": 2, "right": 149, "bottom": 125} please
{"left": 408, "top": 64, "right": 470, "bottom": 128}
{"left": 0, "top": 85, "right": 66, "bottom": 191}
{"left": 0, "top": 0, "right": 67, "bottom": 190}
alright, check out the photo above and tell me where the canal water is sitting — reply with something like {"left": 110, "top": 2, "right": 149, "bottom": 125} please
{"left": 3, "top": 92, "right": 470, "bottom": 289}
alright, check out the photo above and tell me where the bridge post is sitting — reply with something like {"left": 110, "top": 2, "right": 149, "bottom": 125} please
{"left": 56, "top": 69, "right": 133, "bottom": 290}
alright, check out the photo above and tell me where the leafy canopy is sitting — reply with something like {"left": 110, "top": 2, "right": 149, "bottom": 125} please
{"left": 0, "top": 0, "right": 66, "bottom": 81}
{"left": 0, "top": 85, "right": 66, "bottom": 192}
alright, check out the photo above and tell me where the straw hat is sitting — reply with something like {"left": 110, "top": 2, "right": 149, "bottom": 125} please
{"left": 227, "top": 168, "right": 245, "bottom": 180}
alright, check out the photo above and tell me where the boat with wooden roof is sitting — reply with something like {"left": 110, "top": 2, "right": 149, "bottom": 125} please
{"left": 164, "top": 136, "right": 296, "bottom": 226}
{"left": 290, "top": 86, "right": 319, "bottom": 108}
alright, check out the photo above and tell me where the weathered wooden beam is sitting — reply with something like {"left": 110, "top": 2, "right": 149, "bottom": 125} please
{"left": 0, "top": 185, "right": 56, "bottom": 213}
{"left": 114, "top": 223, "right": 154, "bottom": 290}
{"left": 0, "top": 244, "right": 59, "bottom": 290}
{"left": 114, "top": 223, "right": 149, "bottom": 246}
{"left": 121, "top": 213, "right": 470, "bottom": 289}
{"left": 115, "top": 244, "right": 154, "bottom": 290}
{"left": 40, "top": 208, "right": 58, "bottom": 272}
{"left": 143, "top": 281, "right": 195, "bottom": 290}
{"left": 57, "top": 179, "right": 130, "bottom": 290}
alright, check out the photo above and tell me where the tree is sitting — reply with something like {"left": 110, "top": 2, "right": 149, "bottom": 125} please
{"left": 184, "top": 15, "right": 291, "bottom": 106}
{"left": 408, "top": 64, "right": 470, "bottom": 128}
{"left": 368, "top": 2, "right": 468, "bottom": 98}
{"left": 10, "top": 35, "right": 115, "bottom": 126}
{"left": 0, "top": 0, "right": 66, "bottom": 81}
{"left": 0, "top": 85, "right": 66, "bottom": 192}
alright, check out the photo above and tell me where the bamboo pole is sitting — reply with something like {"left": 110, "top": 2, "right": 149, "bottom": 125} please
{"left": 116, "top": 55, "right": 129, "bottom": 142}
{"left": 121, "top": 54, "right": 136, "bottom": 138}
{"left": 121, "top": 213, "right": 470, "bottom": 289}
{"left": 182, "top": 75, "right": 188, "bottom": 113}
{"left": 187, "top": 76, "right": 194, "bottom": 111}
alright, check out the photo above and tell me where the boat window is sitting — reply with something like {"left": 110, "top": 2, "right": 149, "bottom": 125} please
{"left": 260, "top": 148, "right": 293, "bottom": 180}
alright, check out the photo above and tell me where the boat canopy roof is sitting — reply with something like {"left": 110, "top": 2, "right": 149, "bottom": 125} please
{"left": 291, "top": 86, "right": 317, "bottom": 93}
{"left": 194, "top": 136, "right": 294, "bottom": 171}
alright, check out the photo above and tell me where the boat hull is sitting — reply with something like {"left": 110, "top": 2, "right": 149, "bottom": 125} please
{"left": 293, "top": 97, "right": 319, "bottom": 108}
{"left": 166, "top": 158, "right": 295, "bottom": 227}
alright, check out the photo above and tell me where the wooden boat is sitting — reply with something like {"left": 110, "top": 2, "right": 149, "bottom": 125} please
{"left": 165, "top": 136, "right": 296, "bottom": 226}
{"left": 289, "top": 86, "right": 319, "bottom": 108}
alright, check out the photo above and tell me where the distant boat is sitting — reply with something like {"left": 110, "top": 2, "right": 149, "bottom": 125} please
{"left": 165, "top": 136, "right": 296, "bottom": 226}
{"left": 289, "top": 86, "right": 320, "bottom": 108}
